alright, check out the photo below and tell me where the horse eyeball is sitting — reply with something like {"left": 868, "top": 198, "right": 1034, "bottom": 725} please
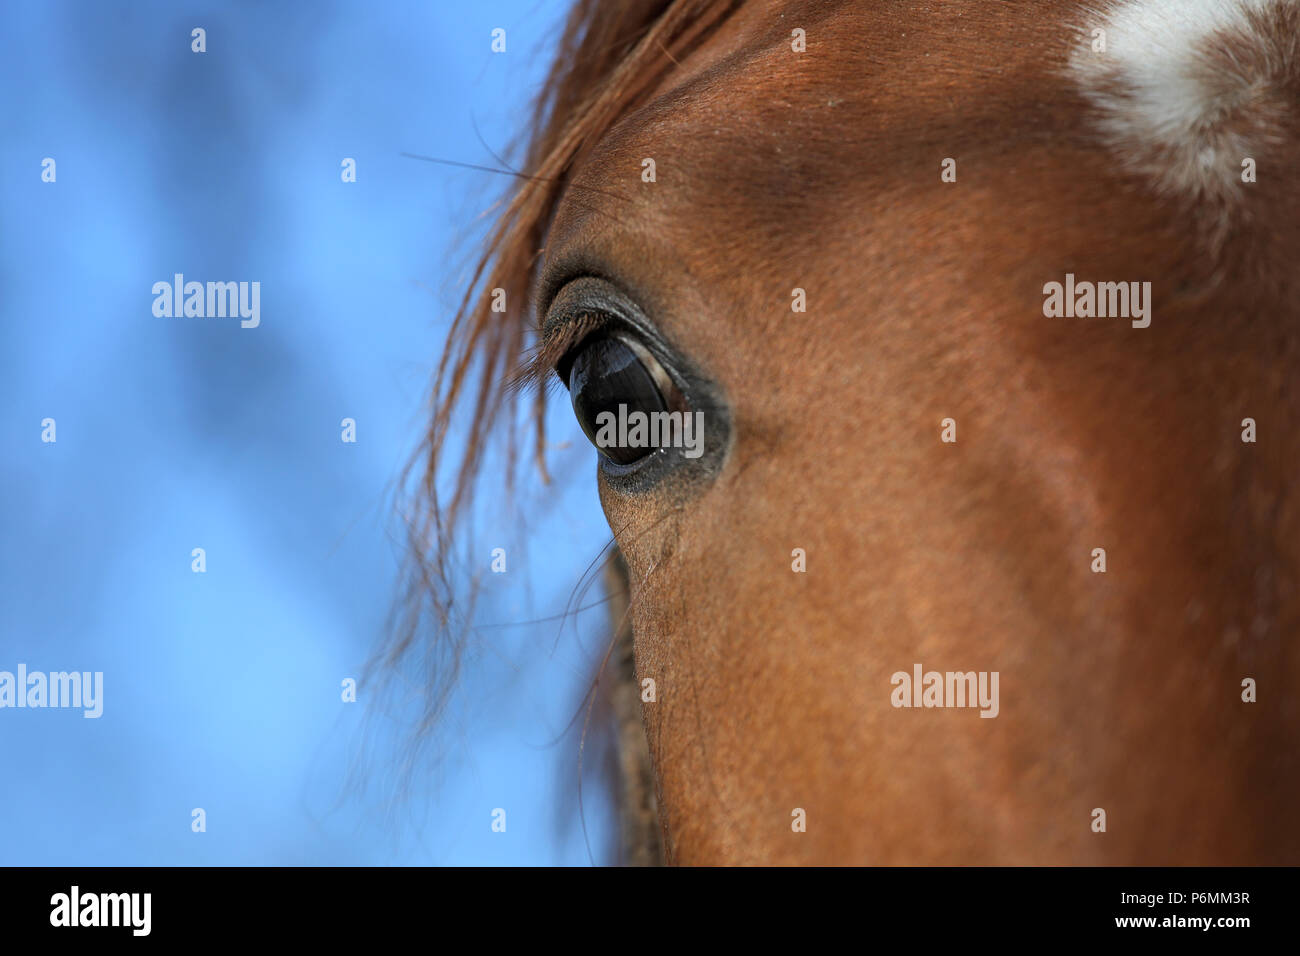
{"left": 567, "top": 335, "right": 672, "bottom": 466}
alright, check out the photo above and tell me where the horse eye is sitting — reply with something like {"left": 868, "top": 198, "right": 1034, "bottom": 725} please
{"left": 566, "top": 335, "right": 674, "bottom": 465}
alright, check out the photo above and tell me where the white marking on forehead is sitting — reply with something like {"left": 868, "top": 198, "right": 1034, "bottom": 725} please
{"left": 1070, "top": 0, "right": 1296, "bottom": 203}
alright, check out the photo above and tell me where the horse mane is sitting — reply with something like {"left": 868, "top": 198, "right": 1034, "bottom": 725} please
{"left": 371, "top": 0, "right": 740, "bottom": 769}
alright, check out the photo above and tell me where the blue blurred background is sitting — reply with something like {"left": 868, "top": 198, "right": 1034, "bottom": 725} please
{"left": 0, "top": 0, "right": 621, "bottom": 865}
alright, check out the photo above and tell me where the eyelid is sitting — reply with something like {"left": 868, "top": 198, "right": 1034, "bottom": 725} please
{"left": 542, "top": 276, "right": 671, "bottom": 383}
{"left": 541, "top": 276, "right": 611, "bottom": 342}
{"left": 543, "top": 275, "right": 661, "bottom": 348}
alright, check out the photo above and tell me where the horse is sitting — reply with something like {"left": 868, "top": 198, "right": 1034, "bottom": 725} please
{"left": 391, "top": 0, "right": 1300, "bottom": 864}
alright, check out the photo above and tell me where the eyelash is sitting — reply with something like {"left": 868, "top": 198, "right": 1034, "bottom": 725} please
{"left": 531, "top": 274, "right": 639, "bottom": 383}
{"left": 552, "top": 322, "right": 607, "bottom": 386}
{"left": 510, "top": 310, "right": 605, "bottom": 399}
{"left": 519, "top": 274, "right": 685, "bottom": 412}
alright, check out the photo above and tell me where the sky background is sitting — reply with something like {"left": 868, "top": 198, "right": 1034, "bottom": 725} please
{"left": 0, "top": 0, "right": 621, "bottom": 865}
